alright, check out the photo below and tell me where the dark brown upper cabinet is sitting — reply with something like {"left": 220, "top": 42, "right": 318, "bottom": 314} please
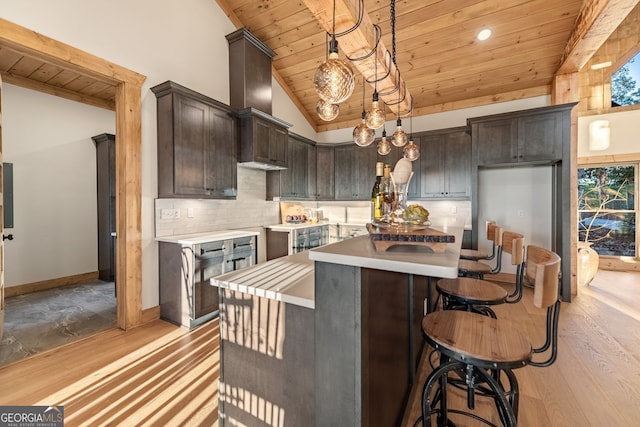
{"left": 152, "top": 81, "right": 237, "bottom": 199}
{"left": 334, "top": 143, "right": 378, "bottom": 201}
{"left": 237, "top": 107, "right": 290, "bottom": 170}
{"left": 267, "top": 132, "right": 316, "bottom": 200}
{"left": 470, "top": 105, "right": 567, "bottom": 166}
{"left": 419, "top": 128, "right": 470, "bottom": 200}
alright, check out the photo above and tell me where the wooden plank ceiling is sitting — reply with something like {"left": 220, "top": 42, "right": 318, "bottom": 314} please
{"left": 1, "top": 1, "right": 638, "bottom": 133}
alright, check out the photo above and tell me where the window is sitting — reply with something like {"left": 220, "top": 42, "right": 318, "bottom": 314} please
{"left": 578, "top": 164, "right": 637, "bottom": 256}
{"left": 611, "top": 51, "right": 640, "bottom": 107}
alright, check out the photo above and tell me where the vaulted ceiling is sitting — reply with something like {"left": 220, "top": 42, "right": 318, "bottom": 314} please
{"left": 217, "top": 0, "right": 640, "bottom": 132}
{"left": 1, "top": 1, "right": 638, "bottom": 134}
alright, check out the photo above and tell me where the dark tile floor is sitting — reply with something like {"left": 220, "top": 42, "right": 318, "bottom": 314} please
{"left": 0, "top": 280, "right": 116, "bottom": 365}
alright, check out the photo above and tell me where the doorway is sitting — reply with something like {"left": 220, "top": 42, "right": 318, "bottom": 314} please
{"left": 0, "top": 18, "right": 146, "bottom": 333}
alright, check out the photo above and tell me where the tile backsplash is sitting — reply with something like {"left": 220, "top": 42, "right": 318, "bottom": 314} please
{"left": 155, "top": 167, "right": 472, "bottom": 239}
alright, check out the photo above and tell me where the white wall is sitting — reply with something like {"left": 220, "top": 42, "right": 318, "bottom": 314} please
{"left": 2, "top": 84, "right": 115, "bottom": 286}
{"left": 578, "top": 109, "right": 640, "bottom": 158}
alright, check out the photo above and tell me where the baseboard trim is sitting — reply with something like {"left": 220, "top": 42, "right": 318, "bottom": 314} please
{"left": 141, "top": 306, "right": 160, "bottom": 324}
{"left": 4, "top": 271, "right": 101, "bottom": 298}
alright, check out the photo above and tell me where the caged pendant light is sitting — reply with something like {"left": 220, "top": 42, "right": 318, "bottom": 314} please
{"left": 353, "top": 77, "right": 375, "bottom": 147}
{"left": 313, "top": 0, "right": 355, "bottom": 106}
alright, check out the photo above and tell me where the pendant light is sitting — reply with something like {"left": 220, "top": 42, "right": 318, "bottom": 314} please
{"left": 316, "top": 98, "right": 340, "bottom": 121}
{"left": 403, "top": 101, "right": 420, "bottom": 161}
{"left": 377, "top": 126, "right": 391, "bottom": 155}
{"left": 365, "top": 40, "right": 385, "bottom": 129}
{"left": 353, "top": 78, "right": 375, "bottom": 147}
{"left": 313, "top": 0, "right": 355, "bottom": 105}
{"left": 391, "top": 86, "right": 408, "bottom": 147}
{"left": 389, "top": 0, "right": 407, "bottom": 147}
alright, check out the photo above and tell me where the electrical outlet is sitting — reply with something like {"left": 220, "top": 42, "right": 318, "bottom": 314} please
{"left": 451, "top": 206, "right": 457, "bottom": 214}
{"left": 160, "top": 208, "right": 180, "bottom": 220}
{"left": 517, "top": 210, "right": 524, "bottom": 217}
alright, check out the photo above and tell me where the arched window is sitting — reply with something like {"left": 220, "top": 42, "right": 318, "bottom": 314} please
{"left": 611, "top": 51, "right": 640, "bottom": 107}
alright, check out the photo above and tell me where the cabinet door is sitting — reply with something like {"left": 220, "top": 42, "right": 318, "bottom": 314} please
{"left": 517, "top": 112, "right": 563, "bottom": 162}
{"left": 280, "top": 136, "right": 308, "bottom": 198}
{"left": 355, "top": 145, "right": 378, "bottom": 200}
{"left": 173, "top": 94, "right": 210, "bottom": 196}
{"left": 476, "top": 119, "right": 518, "bottom": 165}
{"left": 270, "top": 125, "right": 288, "bottom": 168}
{"left": 444, "top": 131, "right": 470, "bottom": 198}
{"left": 419, "top": 134, "right": 445, "bottom": 198}
{"left": 208, "top": 107, "right": 237, "bottom": 198}
{"left": 316, "top": 145, "right": 335, "bottom": 199}
{"left": 334, "top": 145, "right": 357, "bottom": 200}
{"left": 252, "top": 118, "right": 272, "bottom": 164}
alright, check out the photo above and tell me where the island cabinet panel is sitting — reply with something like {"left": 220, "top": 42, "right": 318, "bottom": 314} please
{"left": 218, "top": 289, "right": 314, "bottom": 426}
{"left": 419, "top": 127, "right": 470, "bottom": 199}
{"left": 472, "top": 107, "right": 564, "bottom": 166}
{"left": 314, "top": 263, "right": 427, "bottom": 427}
{"left": 315, "top": 144, "right": 335, "bottom": 200}
{"left": 334, "top": 144, "right": 377, "bottom": 200}
{"left": 152, "top": 81, "right": 237, "bottom": 199}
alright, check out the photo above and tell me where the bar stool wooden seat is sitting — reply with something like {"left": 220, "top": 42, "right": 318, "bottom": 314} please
{"left": 458, "top": 226, "right": 504, "bottom": 278}
{"left": 459, "top": 220, "right": 497, "bottom": 260}
{"left": 439, "top": 230, "right": 525, "bottom": 318}
{"left": 417, "top": 245, "right": 562, "bottom": 426}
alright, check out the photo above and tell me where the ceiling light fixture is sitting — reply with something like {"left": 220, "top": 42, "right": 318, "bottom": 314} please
{"left": 477, "top": 28, "right": 492, "bottom": 41}
{"left": 388, "top": 0, "right": 408, "bottom": 148}
{"left": 353, "top": 77, "right": 375, "bottom": 147}
{"left": 316, "top": 98, "right": 339, "bottom": 121}
{"left": 377, "top": 126, "right": 391, "bottom": 155}
{"left": 365, "top": 26, "right": 386, "bottom": 130}
{"left": 403, "top": 99, "right": 419, "bottom": 161}
{"left": 313, "top": 0, "right": 355, "bottom": 106}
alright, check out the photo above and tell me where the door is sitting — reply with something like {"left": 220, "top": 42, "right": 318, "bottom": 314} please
{"left": 0, "top": 75, "right": 4, "bottom": 340}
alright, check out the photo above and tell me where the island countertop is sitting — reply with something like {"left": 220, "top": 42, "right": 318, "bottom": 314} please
{"left": 309, "top": 223, "right": 464, "bottom": 279}
{"left": 212, "top": 251, "right": 314, "bottom": 308}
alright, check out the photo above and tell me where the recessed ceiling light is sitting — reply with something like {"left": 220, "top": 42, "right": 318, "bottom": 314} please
{"left": 590, "top": 61, "right": 612, "bottom": 70}
{"left": 477, "top": 28, "right": 492, "bottom": 41}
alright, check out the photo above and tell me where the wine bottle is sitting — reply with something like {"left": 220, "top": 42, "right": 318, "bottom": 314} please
{"left": 371, "top": 162, "right": 384, "bottom": 222}
{"left": 381, "top": 163, "right": 394, "bottom": 217}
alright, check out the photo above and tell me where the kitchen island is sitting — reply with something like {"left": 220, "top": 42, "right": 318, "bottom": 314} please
{"left": 212, "top": 222, "right": 464, "bottom": 426}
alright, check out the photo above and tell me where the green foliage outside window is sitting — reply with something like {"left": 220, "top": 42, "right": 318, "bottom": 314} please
{"left": 578, "top": 165, "right": 636, "bottom": 256}
{"left": 611, "top": 53, "right": 640, "bottom": 107}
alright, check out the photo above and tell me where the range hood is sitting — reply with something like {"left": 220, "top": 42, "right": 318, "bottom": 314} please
{"left": 227, "top": 28, "right": 290, "bottom": 171}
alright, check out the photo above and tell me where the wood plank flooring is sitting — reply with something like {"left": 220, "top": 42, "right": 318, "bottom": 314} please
{"left": 0, "top": 269, "right": 638, "bottom": 426}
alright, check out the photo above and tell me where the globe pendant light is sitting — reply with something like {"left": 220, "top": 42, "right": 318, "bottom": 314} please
{"left": 313, "top": 0, "right": 355, "bottom": 105}
{"left": 403, "top": 139, "right": 420, "bottom": 161}
{"left": 377, "top": 127, "right": 391, "bottom": 155}
{"left": 316, "top": 98, "right": 339, "bottom": 121}
{"left": 353, "top": 78, "right": 375, "bottom": 147}
{"left": 365, "top": 91, "right": 386, "bottom": 129}
{"left": 391, "top": 118, "right": 408, "bottom": 147}
{"left": 403, "top": 104, "right": 420, "bottom": 161}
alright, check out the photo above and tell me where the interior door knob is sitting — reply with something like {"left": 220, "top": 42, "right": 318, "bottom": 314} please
{"left": 3, "top": 234, "right": 14, "bottom": 241}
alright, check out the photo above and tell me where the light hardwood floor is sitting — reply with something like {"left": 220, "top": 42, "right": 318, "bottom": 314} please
{"left": 0, "top": 269, "right": 638, "bottom": 426}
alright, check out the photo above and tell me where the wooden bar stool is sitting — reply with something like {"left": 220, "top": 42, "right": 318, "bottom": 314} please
{"left": 438, "top": 230, "right": 525, "bottom": 318}
{"left": 459, "top": 220, "right": 497, "bottom": 260}
{"left": 417, "top": 245, "right": 562, "bottom": 426}
{"left": 458, "top": 226, "right": 504, "bottom": 278}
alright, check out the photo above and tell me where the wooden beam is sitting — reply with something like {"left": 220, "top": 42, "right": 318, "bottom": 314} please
{"left": 1, "top": 72, "right": 115, "bottom": 110}
{"left": 556, "top": 0, "right": 640, "bottom": 74}
{"left": 302, "top": 0, "right": 413, "bottom": 117}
